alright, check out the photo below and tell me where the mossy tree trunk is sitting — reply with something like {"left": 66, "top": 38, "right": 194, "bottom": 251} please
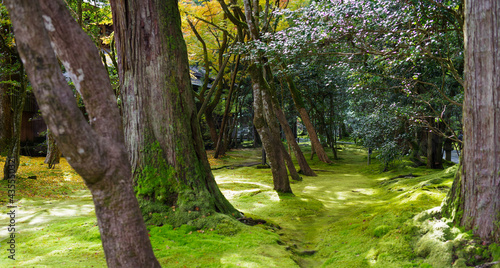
{"left": 442, "top": 0, "right": 500, "bottom": 243}
{"left": 6, "top": 0, "right": 160, "bottom": 266}
{"left": 111, "top": 0, "right": 239, "bottom": 215}
{"left": 242, "top": 0, "right": 293, "bottom": 193}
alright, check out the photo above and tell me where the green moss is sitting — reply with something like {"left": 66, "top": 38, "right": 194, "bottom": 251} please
{"left": 135, "top": 141, "right": 178, "bottom": 204}
{"left": 374, "top": 225, "right": 391, "bottom": 238}
{"left": 7, "top": 145, "right": 500, "bottom": 267}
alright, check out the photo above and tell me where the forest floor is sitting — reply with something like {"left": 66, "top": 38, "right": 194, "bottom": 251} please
{"left": 0, "top": 143, "right": 495, "bottom": 267}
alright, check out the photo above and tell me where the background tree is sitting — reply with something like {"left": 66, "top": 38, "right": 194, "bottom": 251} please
{"left": 0, "top": 5, "right": 27, "bottom": 180}
{"left": 259, "top": 0, "right": 464, "bottom": 169}
{"left": 44, "top": 129, "right": 61, "bottom": 169}
{"left": 5, "top": 0, "right": 160, "bottom": 266}
{"left": 110, "top": 0, "right": 239, "bottom": 222}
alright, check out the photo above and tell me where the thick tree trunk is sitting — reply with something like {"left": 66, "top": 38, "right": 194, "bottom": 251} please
{"left": 286, "top": 76, "right": 332, "bottom": 163}
{"left": 111, "top": 0, "right": 238, "bottom": 215}
{"left": 44, "top": 130, "right": 61, "bottom": 169}
{"left": 442, "top": 0, "right": 500, "bottom": 243}
{"left": 6, "top": 0, "right": 161, "bottom": 266}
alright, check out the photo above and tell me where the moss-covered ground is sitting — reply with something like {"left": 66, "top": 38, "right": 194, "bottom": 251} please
{"left": 0, "top": 145, "right": 498, "bottom": 267}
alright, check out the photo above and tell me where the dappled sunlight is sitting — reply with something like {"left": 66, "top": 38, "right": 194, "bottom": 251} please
{"left": 351, "top": 188, "right": 376, "bottom": 195}
{"left": 221, "top": 188, "right": 262, "bottom": 200}
{"left": 18, "top": 256, "right": 47, "bottom": 266}
{"left": 0, "top": 145, "right": 461, "bottom": 267}
{"left": 49, "top": 205, "right": 94, "bottom": 217}
{"left": 217, "top": 180, "right": 273, "bottom": 190}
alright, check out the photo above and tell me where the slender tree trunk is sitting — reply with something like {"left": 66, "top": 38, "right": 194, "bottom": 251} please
{"left": 426, "top": 123, "right": 443, "bottom": 169}
{"left": 205, "top": 111, "right": 219, "bottom": 146}
{"left": 215, "top": 55, "right": 240, "bottom": 158}
{"left": 264, "top": 66, "right": 315, "bottom": 176}
{"left": 3, "top": 69, "right": 26, "bottom": 180}
{"left": 111, "top": 0, "right": 238, "bottom": 215}
{"left": 44, "top": 129, "right": 61, "bottom": 169}
{"left": 286, "top": 76, "right": 332, "bottom": 163}
{"left": 240, "top": 0, "right": 293, "bottom": 193}
{"left": 442, "top": 0, "right": 500, "bottom": 243}
{"left": 274, "top": 106, "right": 316, "bottom": 176}
{"left": 249, "top": 64, "right": 292, "bottom": 193}
{"left": 0, "top": 74, "right": 13, "bottom": 156}
{"left": 444, "top": 134, "right": 453, "bottom": 162}
{"left": 6, "top": 0, "right": 161, "bottom": 266}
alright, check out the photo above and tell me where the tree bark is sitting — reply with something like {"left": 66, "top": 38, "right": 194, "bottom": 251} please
{"left": 44, "top": 129, "right": 61, "bottom": 169}
{"left": 243, "top": 0, "right": 292, "bottom": 193}
{"left": 5, "top": 0, "right": 161, "bottom": 266}
{"left": 442, "top": 0, "right": 500, "bottom": 243}
{"left": 264, "top": 66, "right": 315, "bottom": 176}
{"left": 205, "top": 111, "right": 220, "bottom": 146}
{"left": 110, "top": 0, "right": 238, "bottom": 215}
{"left": 249, "top": 65, "right": 292, "bottom": 193}
{"left": 286, "top": 76, "right": 332, "bottom": 163}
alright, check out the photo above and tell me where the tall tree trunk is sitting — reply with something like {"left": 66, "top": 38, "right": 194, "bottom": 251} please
{"left": 242, "top": 0, "right": 292, "bottom": 193}
{"left": 249, "top": 65, "right": 292, "bottom": 193}
{"left": 286, "top": 76, "right": 332, "bottom": 163}
{"left": 215, "top": 55, "right": 240, "bottom": 158}
{"left": 6, "top": 0, "right": 161, "bottom": 266}
{"left": 264, "top": 66, "right": 315, "bottom": 176}
{"left": 111, "top": 0, "right": 238, "bottom": 215}
{"left": 442, "top": 0, "right": 500, "bottom": 243}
